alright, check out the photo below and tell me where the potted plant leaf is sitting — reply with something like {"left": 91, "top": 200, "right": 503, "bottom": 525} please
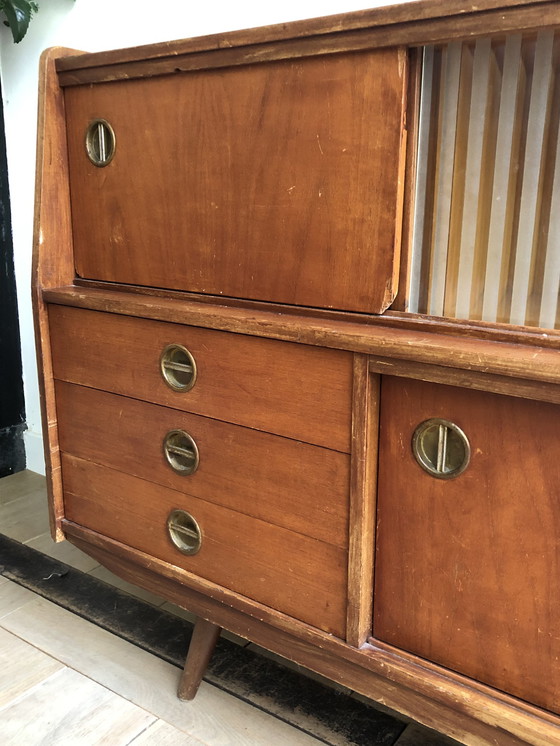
{"left": 1, "top": 0, "right": 39, "bottom": 43}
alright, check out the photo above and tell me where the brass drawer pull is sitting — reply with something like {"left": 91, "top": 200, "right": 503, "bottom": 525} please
{"left": 160, "top": 344, "right": 197, "bottom": 392}
{"left": 167, "top": 509, "right": 202, "bottom": 555}
{"left": 85, "top": 119, "right": 116, "bottom": 167}
{"left": 412, "top": 418, "right": 470, "bottom": 479}
{"left": 163, "top": 430, "right": 199, "bottom": 475}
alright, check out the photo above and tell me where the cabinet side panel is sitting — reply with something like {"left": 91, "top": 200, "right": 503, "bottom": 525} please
{"left": 32, "top": 48, "right": 82, "bottom": 540}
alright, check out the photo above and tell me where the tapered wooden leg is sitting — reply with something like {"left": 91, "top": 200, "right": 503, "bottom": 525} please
{"left": 177, "top": 617, "right": 221, "bottom": 701}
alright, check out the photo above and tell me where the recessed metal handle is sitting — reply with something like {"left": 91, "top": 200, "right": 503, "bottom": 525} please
{"left": 160, "top": 344, "right": 197, "bottom": 392}
{"left": 412, "top": 418, "right": 470, "bottom": 479}
{"left": 167, "top": 509, "right": 202, "bottom": 555}
{"left": 85, "top": 119, "right": 116, "bottom": 167}
{"left": 163, "top": 430, "right": 199, "bottom": 475}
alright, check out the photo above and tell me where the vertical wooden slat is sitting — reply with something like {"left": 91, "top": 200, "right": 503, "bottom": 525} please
{"left": 428, "top": 42, "right": 462, "bottom": 316}
{"left": 393, "top": 48, "right": 421, "bottom": 313}
{"left": 527, "top": 49, "right": 560, "bottom": 327}
{"left": 471, "top": 42, "right": 502, "bottom": 319}
{"left": 442, "top": 43, "right": 473, "bottom": 317}
{"left": 455, "top": 39, "right": 504, "bottom": 318}
{"left": 408, "top": 46, "right": 435, "bottom": 313}
{"left": 418, "top": 48, "right": 443, "bottom": 314}
{"left": 539, "top": 124, "right": 560, "bottom": 328}
{"left": 509, "top": 30, "right": 555, "bottom": 325}
{"left": 482, "top": 35, "right": 525, "bottom": 323}
{"left": 455, "top": 39, "right": 493, "bottom": 319}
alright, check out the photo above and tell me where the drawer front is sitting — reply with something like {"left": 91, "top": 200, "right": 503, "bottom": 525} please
{"left": 64, "top": 50, "right": 406, "bottom": 313}
{"left": 62, "top": 454, "right": 347, "bottom": 637}
{"left": 49, "top": 305, "right": 352, "bottom": 452}
{"left": 55, "top": 381, "right": 350, "bottom": 548}
{"left": 374, "top": 377, "right": 560, "bottom": 713}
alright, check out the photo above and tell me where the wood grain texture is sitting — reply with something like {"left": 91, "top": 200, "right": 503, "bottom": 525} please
{"left": 48, "top": 304, "right": 353, "bottom": 452}
{"left": 0, "top": 667, "right": 155, "bottom": 745}
{"left": 61, "top": 455, "right": 347, "bottom": 637}
{"left": 45, "top": 284, "right": 560, "bottom": 349}
{"left": 393, "top": 47, "right": 421, "bottom": 312}
{"left": 177, "top": 618, "right": 221, "bottom": 701}
{"left": 374, "top": 377, "right": 560, "bottom": 714}
{"left": 61, "top": 525, "right": 560, "bottom": 746}
{"left": 64, "top": 49, "right": 406, "bottom": 314}
{"left": 32, "top": 48, "right": 83, "bottom": 541}
{"left": 1, "top": 596, "right": 321, "bottom": 746}
{"left": 44, "top": 289, "right": 560, "bottom": 389}
{"left": 0, "top": 627, "right": 63, "bottom": 708}
{"left": 55, "top": 382, "right": 349, "bottom": 547}
{"left": 368, "top": 355, "right": 560, "bottom": 405}
{"left": 346, "top": 356, "right": 377, "bottom": 647}
{"left": 54, "top": 1, "right": 560, "bottom": 86}
{"left": 35, "top": 6, "right": 560, "bottom": 742}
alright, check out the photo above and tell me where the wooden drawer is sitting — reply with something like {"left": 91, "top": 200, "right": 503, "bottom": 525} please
{"left": 374, "top": 377, "right": 560, "bottom": 714}
{"left": 62, "top": 454, "right": 347, "bottom": 637}
{"left": 63, "top": 50, "right": 406, "bottom": 313}
{"left": 55, "top": 381, "right": 349, "bottom": 548}
{"left": 49, "top": 305, "right": 352, "bottom": 452}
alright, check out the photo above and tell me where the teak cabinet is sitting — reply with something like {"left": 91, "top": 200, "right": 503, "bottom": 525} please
{"left": 33, "top": 2, "right": 560, "bottom": 744}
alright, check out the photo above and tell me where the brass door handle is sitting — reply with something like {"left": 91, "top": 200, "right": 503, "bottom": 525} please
{"left": 412, "top": 418, "right": 470, "bottom": 479}
{"left": 163, "top": 430, "right": 199, "bottom": 475}
{"left": 160, "top": 344, "right": 197, "bottom": 392}
{"left": 167, "top": 509, "right": 202, "bottom": 555}
{"left": 85, "top": 119, "right": 116, "bottom": 167}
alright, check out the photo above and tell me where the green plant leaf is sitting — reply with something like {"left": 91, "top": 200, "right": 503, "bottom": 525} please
{"left": 1, "top": 0, "right": 37, "bottom": 44}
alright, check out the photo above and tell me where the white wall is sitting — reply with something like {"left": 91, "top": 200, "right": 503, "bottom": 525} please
{"left": 0, "top": 0, "right": 409, "bottom": 474}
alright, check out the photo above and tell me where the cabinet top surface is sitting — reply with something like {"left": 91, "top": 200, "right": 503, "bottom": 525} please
{"left": 54, "top": 0, "right": 560, "bottom": 82}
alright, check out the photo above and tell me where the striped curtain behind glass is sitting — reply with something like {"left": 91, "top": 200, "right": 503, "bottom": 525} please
{"left": 409, "top": 32, "right": 560, "bottom": 329}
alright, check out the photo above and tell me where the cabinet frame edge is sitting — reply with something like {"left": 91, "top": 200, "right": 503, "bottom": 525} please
{"left": 32, "top": 47, "right": 82, "bottom": 540}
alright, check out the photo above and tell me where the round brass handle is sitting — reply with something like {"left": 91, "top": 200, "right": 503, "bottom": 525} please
{"left": 85, "top": 119, "right": 116, "bottom": 167}
{"left": 160, "top": 344, "right": 197, "bottom": 392}
{"left": 412, "top": 418, "right": 470, "bottom": 479}
{"left": 167, "top": 509, "right": 202, "bottom": 555}
{"left": 163, "top": 430, "right": 199, "bottom": 475}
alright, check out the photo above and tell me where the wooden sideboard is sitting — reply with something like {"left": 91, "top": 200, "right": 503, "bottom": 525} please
{"left": 33, "top": 2, "right": 560, "bottom": 744}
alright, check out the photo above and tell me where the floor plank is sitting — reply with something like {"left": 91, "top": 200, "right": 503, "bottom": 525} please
{"left": 0, "top": 666, "right": 155, "bottom": 745}
{"left": 0, "top": 579, "right": 37, "bottom": 619}
{"left": 2, "top": 596, "right": 324, "bottom": 746}
{"left": 0, "top": 489, "right": 50, "bottom": 543}
{"left": 129, "top": 719, "right": 207, "bottom": 745}
{"left": 0, "top": 471, "right": 46, "bottom": 505}
{"left": 25, "top": 532, "right": 101, "bottom": 573}
{"left": 0, "top": 627, "right": 63, "bottom": 708}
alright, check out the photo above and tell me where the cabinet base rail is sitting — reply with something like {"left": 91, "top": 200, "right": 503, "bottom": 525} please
{"left": 61, "top": 522, "right": 560, "bottom": 746}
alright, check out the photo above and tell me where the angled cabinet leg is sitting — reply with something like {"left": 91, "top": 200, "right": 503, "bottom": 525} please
{"left": 178, "top": 617, "right": 222, "bottom": 701}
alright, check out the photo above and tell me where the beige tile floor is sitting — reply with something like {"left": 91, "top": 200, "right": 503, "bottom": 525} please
{"left": 0, "top": 470, "right": 455, "bottom": 746}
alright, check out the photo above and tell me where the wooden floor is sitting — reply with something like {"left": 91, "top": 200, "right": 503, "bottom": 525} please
{"left": 0, "top": 470, "right": 455, "bottom": 746}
